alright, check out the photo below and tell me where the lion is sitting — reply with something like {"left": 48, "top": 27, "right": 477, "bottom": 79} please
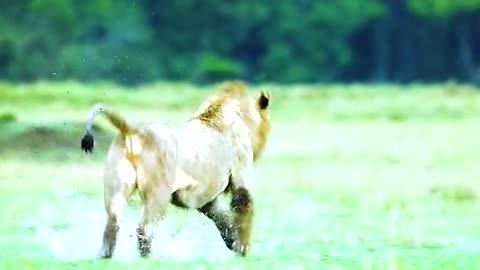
{"left": 80, "top": 81, "right": 271, "bottom": 259}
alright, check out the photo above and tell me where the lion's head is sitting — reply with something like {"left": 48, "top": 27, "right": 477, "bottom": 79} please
{"left": 194, "top": 81, "right": 271, "bottom": 161}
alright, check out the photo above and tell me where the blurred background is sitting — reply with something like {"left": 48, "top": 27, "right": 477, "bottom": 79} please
{"left": 2, "top": 1, "right": 480, "bottom": 269}
{"left": 1, "top": 0, "right": 480, "bottom": 86}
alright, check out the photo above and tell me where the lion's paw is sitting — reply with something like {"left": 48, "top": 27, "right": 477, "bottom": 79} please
{"left": 136, "top": 228, "right": 152, "bottom": 257}
{"left": 232, "top": 241, "right": 250, "bottom": 257}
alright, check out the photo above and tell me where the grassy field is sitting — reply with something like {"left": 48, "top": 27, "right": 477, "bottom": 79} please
{"left": 1, "top": 81, "right": 480, "bottom": 269}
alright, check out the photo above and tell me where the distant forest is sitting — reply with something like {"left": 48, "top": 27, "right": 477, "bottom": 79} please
{"left": 1, "top": 0, "right": 480, "bottom": 85}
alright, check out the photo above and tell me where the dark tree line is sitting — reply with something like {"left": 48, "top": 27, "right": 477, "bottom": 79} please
{"left": 0, "top": 0, "right": 480, "bottom": 86}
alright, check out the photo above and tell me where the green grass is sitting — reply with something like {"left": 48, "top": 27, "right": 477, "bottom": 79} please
{"left": 1, "top": 81, "right": 480, "bottom": 269}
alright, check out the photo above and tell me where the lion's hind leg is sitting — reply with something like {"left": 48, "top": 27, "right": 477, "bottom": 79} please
{"left": 136, "top": 129, "right": 176, "bottom": 257}
{"left": 136, "top": 185, "right": 171, "bottom": 257}
{"left": 99, "top": 156, "right": 137, "bottom": 259}
{"left": 136, "top": 171, "right": 173, "bottom": 257}
{"left": 100, "top": 192, "right": 126, "bottom": 259}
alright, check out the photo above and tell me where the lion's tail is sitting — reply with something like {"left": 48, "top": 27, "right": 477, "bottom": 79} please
{"left": 80, "top": 103, "right": 135, "bottom": 153}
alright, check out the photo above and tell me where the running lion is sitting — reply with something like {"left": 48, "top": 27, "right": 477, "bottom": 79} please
{"left": 80, "top": 81, "right": 271, "bottom": 259}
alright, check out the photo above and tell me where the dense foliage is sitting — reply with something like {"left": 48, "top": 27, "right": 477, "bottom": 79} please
{"left": 0, "top": 0, "right": 479, "bottom": 85}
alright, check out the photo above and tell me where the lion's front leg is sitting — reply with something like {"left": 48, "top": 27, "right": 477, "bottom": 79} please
{"left": 230, "top": 186, "right": 253, "bottom": 256}
{"left": 199, "top": 198, "right": 236, "bottom": 250}
{"left": 228, "top": 158, "right": 255, "bottom": 257}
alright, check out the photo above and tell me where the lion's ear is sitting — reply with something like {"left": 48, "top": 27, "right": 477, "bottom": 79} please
{"left": 257, "top": 91, "right": 270, "bottom": 110}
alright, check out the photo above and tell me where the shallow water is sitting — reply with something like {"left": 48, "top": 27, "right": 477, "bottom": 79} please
{"left": 33, "top": 200, "right": 234, "bottom": 262}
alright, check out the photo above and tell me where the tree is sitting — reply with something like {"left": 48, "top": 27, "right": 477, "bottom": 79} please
{"left": 408, "top": 0, "right": 480, "bottom": 82}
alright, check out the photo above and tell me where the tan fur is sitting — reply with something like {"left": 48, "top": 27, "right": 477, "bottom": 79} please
{"left": 193, "top": 81, "right": 270, "bottom": 161}
{"left": 194, "top": 81, "right": 248, "bottom": 132}
{"left": 81, "top": 81, "right": 271, "bottom": 258}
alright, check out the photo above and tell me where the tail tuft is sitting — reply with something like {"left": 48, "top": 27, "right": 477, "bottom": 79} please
{"left": 81, "top": 132, "right": 94, "bottom": 153}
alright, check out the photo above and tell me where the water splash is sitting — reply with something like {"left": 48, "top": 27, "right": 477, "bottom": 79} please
{"left": 33, "top": 202, "right": 234, "bottom": 262}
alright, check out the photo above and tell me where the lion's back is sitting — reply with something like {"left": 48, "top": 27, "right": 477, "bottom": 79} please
{"left": 176, "top": 120, "right": 235, "bottom": 181}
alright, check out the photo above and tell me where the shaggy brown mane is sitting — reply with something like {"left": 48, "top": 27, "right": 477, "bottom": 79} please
{"left": 195, "top": 81, "right": 248, "bottom": 131}
{"left": 196, "top": 98, "right": 224, "bottom": 131}
{"left": 195, "top": 81, "right": 271, "bottom": 160}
